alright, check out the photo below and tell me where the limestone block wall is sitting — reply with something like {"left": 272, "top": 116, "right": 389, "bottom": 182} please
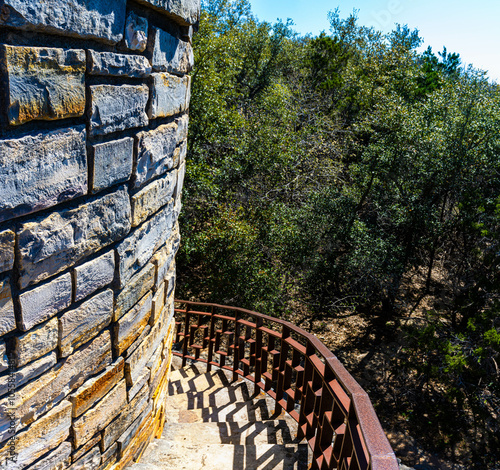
{"left": 0, "top": 0, "right": 197, "bottom": 468}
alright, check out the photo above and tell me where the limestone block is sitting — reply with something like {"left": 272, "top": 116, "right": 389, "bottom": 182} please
{"left": 150, "top": 73, "right": 190, "bottom": 119}
{"left": 150, "top": 281, "right": 165, "bottom": 326}
{"left": 100, "top": 442, "right": 117, "bottom": 468}
{"left": 27, "top": 441, "right": 72, "bottom": 470}
{"left": 178, "top": 140, "right": 187, "bottom": 166}
{"left": 0, "top": 126, "right": 87, "bottom": 224}
{"left": 134, "top": 0, "right": 200, "bottom": 25}
{"left": 0, "top": 276, "right": 15, "bottom": 336}
{"left": 59, "top": 290, "right": 114, "bottom": 357}
{"left": 0, "top": 331, "right": 111, "bottom": 443}
{"left": 72, "top": 380, "right": 127, "bottom": 448}
{"left": 69, "top": 357, "right": 124, "bottom": 418}
{"left": 115, "top": 202, "right": 174, "bottom": 288}
{"left": 0, "top": 400, "right": 72, "bottom": 470}
{"left": 0, "top": 230, "right": 15, "bottom": 274}
{"left": 91, "top": 137, "right": 134, "bottom": 194}
{"left": 89, "top": 85, "right": 149, "bottom": 136}
{"left": 118, "top": 409, "right": 153, "bottom": 466}
{"left": 134, "top": 122, "right": 178, "bottom": 189}
{"left": 114, "top": 263, "right": 155, "bottom": 322}
{"left": 0, "top": 342, "right": 8, "bottom": 374}
{"left": 100, "top": 384, "right": 149, "bottom": 450}
{"left": 73, "top": 435, "right": 101, "bottom": 462}
{"left": 146, "top": 343, "right": 164, "bottom": 382}
{"left": 117, "top": 404, "right": 152, "bottom": 457}
{"left": 127, "top": 368, "right": 150, "bottom": 402}
{"left": 124, "top": 325, "right": 151, "bottom": 361}
{"left": 154, "top": 226, "right": 180, "bottom": 289}
{"left": 151, "top": 27, "right": 194, "bottom": 75}
{"left": 131, "top": 171, "right": 176, "bottom": 226}
{"left": 1, "top": 45, "right": 85, "bottom": 125}
{"left": 176, "top": 113, "right": 189, "bottom": 143}
{"left": 17, "top": 186, "right": 131, "bottom": 289}
{"left": 18, "top": 274, "right": 72, "bottom": 331}
{"left": 74, "top": 251, "right": 115, "bottom": 302}
{"left": 150, "top": 352, "right": 169, "bottom": 403}
{"left": 0, "top": 0, "right": 126, "bottom": 43}
{"left": 166, "top": 267, "right": 177, "bottom": 300}
{"left": 88, "top": 50, "right": 151, "bottom": 77}
{"left": 125, "top": 305, "right": 170, "bottom": 386}
{"left": 114, "top": 293, "right": 152, "bottom": 355}
{"left": 0, "top": 352, "right": 57, "bottom": 398}
{"left": 14, "top": 317, "right": 59, "bottom": 367}
{"left": 69, "top": 445, "right": 101, "bottom": 469}
{"left": 125, "top": 12, "right": 148, "bottom": 52}
{"left": 175, "top": 161, "right": 186, "bottom": 200}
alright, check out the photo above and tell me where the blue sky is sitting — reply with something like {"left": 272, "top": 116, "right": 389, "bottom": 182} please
{"left": 249, "top": 0, "right": 500, "bottom": 82}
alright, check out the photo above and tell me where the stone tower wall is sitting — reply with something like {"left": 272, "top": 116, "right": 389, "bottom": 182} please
{"left": 0, "top": 0, "right": 197, "bottom": 468}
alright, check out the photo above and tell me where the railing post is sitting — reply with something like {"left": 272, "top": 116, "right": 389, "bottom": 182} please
{"left": 181, "top": 303, "right": 191, "bottom": 367}
{"left": 206, "top": 305, "right": 215, "bottom": 373}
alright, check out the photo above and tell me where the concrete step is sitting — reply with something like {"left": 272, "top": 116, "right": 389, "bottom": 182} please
{"left": 127, "top": 442, "right": 310, "bottom": 470}
{"left": 162, "top": 421, "right": 303, "bottom": 446}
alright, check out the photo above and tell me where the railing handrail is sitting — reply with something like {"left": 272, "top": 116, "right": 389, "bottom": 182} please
{"left": 173, "top": 300, "right": 399, "bottom": 470}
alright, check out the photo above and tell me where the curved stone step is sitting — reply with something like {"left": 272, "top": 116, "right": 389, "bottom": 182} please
{"left": 162, "top": 421, "right": 303, "bottom": 445}
{"left": 127, "top": 442, "right": 310, "bottom": 470}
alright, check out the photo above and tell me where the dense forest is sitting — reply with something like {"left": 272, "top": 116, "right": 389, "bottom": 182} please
{"left": 176, "top": 0, "right": 500, "bottom": 467}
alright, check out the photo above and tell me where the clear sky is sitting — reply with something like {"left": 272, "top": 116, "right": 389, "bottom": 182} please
{"left": 249, "top": 0, "right": 500, "bottom": 82}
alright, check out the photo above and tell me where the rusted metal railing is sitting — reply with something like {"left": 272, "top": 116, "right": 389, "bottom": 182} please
{"left": 173, "top": 300, "right": 398, "bottom": 470}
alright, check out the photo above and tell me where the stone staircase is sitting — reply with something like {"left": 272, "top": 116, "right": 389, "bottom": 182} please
{"left": 128, "top": 359, "right": 311, "bottom": 469}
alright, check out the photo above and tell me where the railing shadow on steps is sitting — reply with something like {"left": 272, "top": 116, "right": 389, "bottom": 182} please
{"left": 173, "top": 300, "right": 399, "bottom": 470}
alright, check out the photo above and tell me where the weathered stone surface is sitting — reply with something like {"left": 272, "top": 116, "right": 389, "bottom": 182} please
{"left": 0, "top": 276, "right": 16, "bottom": 336}
{"left": 178, "top": 139, "right": 187, "bottom": 166}
{"left": 101, "top": 383, "right": 149, "bottom": 450}
{"left": 91, "top": 137, "right": 134, "bottom": 194}
{"left": 101, "top": 442, "right": 117, "bottom": 467}
{"left": 88, "top": 50, "right": 151, "bottom": 77}
{"left": 0, "top": 230, "right": 15, "bottom": 274}
{"left": 150, "top": 73, "right": 190, "bottom": 119}
{"left": 72, "top": 380, "right": 127, "bottom": 448}
{"left": 134, "top": 122, "right": 178, "bottom": 189}
{"left": 176, "top": 113, "right": 189, "bottom": 143}
{"left": 114, "top": 263, "right": 155, "bottom": 322}
{"left": 70, "top": 357, "right": 124, "bottom": 418}
{"left": 0, "top": 0, "right": 126, "bottom": 43}
{"left": 70, "top": 445, "right": 101, "bottom": 469}
{"left": 27, "top": 441, "right": 72, "bottom": 470}
{"left": 154, "top": 226, "right": 180, "bottom": 289}
{"left": 17, "top": 186, "right": 131, "bottom": 288}
{"left": 151, "top": 281, "right": 165, "bottom": 326}
{"left": 0, "top": 126, "right": 87, "bottom": 224}
{"left": 0, "top": 342, "right": 8, "bottom": 374}
{"left": 147, "top": 343, "right": 164, "bottom": 382}
{"left": 175, "top": 161, "right": 186, "bottom": 200}
{"left": 131, "top": 171, "right": 176, "bottom": 226}
{"left": 0, "top": 352, "right": 57, "bottom": 398}
{"left": 14, "top": 317, "right": 59, "bottom": 367}
{"left": 116, "top": 201, "right": 174, "bottom": 287}
{"left": 89, "top": 85, "right": 149, "bottom": 136}
{"left": 125, "top": 12, "right": 148, "bottom": 52}
{"left": 125, "top": 325, "right": 151, "bottom": 362}
{"left": 74, "top": 251, "right": 115, "bottom": 302}
{"left": 151, "top": 27, "right": 194, "bottom": 75}
{"left": 125, "top": 304, "right": 170, "bottom": 386}
{"left": 0, "top": 400, "right": 72, "bottom": 470}
{"left": 114, "top": 293, "right": 152, "bottom": 355}
{"left": 1, "top": 45, "right": 85, "bottom": 125}
{"left": 0, "top": 331, "right": 112, "bottom": 443}
{"left": 134, "top": 0, "right": 200, "bottom": 25}
{"left": 59, "top": 290, "right": 113, "bottom": 357}
{"left": 127, "top": 368, "right": 150, "bottom": 402}
{"left": 73, "top": 435, "right": 101, "bottom": 463}
{"left": 166, "top": 267, "right": 177, "bottom": 300}
{"left": 117, "top": 404, "right": 152, "bottom": 457}
{"left": 18, "top": 273, "right": 72, "bottom": 331}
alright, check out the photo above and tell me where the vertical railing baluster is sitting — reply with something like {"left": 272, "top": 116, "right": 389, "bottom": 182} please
{"left": 254, "top": 316, "right": 263, "bottom": 396}
{"left": 207, "top": 305, "right": 215, "bottom": 373}
{"left": 232, "top": 309, "right": 240, "bottom": 382}
{"left": 181, "top": 303, "right": 191, "bottom": 367}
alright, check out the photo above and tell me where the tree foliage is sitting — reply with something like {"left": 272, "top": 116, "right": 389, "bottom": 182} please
{"left": 177, "top": 2, "right": 500, "bottom": 466}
